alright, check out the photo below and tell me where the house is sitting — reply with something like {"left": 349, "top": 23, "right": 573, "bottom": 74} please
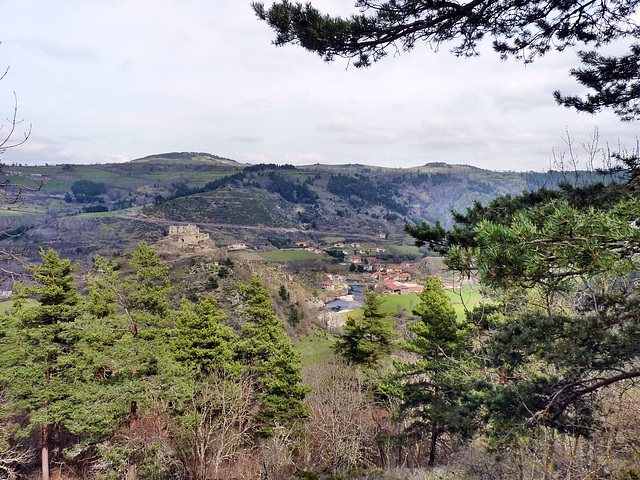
{"left": 228, "top": 243, "right": 248, "bottom": 251}
{"left": 334, "top": 242, "right": 345, "bottom": 248}
{"left": 349, "top": 256, "right": 363, "bottom": 265}
{"left": 296, "top": 241, "right": 309, "bottom": 247}
{"left": 351, "top": 242, "right": 360, "bottom": 248}
{"left": 385, "top": 281, "right": 424, "bottom": 295}
{"left": 376, "top": 247, "right": 386, "bottom": 253}
{"left": 314, "top": 249, "right": 324, "bottom": 255}
{"left": 322, "top": 281, "right": 335, "bottom": 290}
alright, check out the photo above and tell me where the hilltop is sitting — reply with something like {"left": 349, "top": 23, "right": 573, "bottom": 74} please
{"left": 0, "top": 152, "right": 584, "bottom": 269}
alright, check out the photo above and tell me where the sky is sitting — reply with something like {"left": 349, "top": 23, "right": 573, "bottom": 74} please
{"left": 0, "top": 0, "right": 638, "bottom": 172}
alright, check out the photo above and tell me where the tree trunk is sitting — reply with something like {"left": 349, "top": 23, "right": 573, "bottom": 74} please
{"left": 543, "top": 430, "right": 555, "bottom": 480}
{"left": 128, "top": 401, "right": 138, "bottom": 480}
{"left": 428, "top": 422, "right": 438, "bottom": 466}
{"left": 41, "top": 423, "right": 50, "bottom": 480}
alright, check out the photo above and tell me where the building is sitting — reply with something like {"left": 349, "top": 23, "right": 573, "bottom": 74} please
{"left": 385, "top": 281, "right": 424, "bottom": 295}
{"left": 169, "top": 224, "right": 210, "bottom": 244}
{"left": 167, "top": 224, "right": 213, "bottom": 251}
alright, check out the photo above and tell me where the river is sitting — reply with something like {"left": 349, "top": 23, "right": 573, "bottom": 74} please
{"left": 324, "top": 284, "right": 367, "bottom": 311}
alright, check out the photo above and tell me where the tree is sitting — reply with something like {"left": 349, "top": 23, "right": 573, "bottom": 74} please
{"left": 390, "top": 277, "right": 482, "bottom": 466}
{"left": 0, "top": 62, "right": 37, "bottom": 274}
{"left": 83, "top": 244, "right": 173, "bottom": 480}
{"left": 405, "top": 167, "right": 640, "bottom": 445}
{"left": 0, "top": 249, "right": 84, "bottom": 480}
{"left": 554, "top": 44, "right": 640, "bottom": 121}
{"left": 236, "top": 276, "right": 308, "bottom": 431}
{"left": 334, "top": 289, "right": 394, "bottom": 367}
{"left": 252, "top": 0, "right": 640, "bottom": 119}
{"left": 171, "top": 296, "right": 252, "bottom": 479}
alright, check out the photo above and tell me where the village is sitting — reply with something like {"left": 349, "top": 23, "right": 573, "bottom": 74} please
{"left": 164, "top": 224, "right": 472, "bottom": 299}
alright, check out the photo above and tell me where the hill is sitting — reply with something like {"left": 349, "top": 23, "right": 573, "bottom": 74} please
{"left": 0, "top": 152, "right": 594, "bottom": 269}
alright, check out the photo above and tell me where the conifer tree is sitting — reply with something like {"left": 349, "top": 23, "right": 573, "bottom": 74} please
{"left": 173, "top": 294, "right": 240, "bottom": 377}
{"left": 392, "top": 277, "right": 481, "bottom": 466}
{"left": 334, "top": 289, "right": 394, "bottom": 367}
{"left": 171, "top": 296, "right": 249, "bottom": 479}
{"left": 83, "top": 244, "right": 173, "bottom": 480}
{"left": 236, "top": 276, "right": 308, "bottom": 430}
{"left": 0, "top": 249, "right": 84, "bottom": 480}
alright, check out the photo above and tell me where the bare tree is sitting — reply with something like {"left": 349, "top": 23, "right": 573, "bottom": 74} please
{"left": 174, "top": 372, "right": 256, "bottom": 480}
{"left": 0, "top": 62, "right": 40, "bottom": 278}
{"left": 302, "top": 361, "right": 378, "bottom": 475}
{"left": 0, "top": 389, "right": 34, "bottom": 480}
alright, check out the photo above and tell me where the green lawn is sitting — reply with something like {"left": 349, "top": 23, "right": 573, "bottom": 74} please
{"left": 0, "top": 298, "right": 38, "bottom": 314}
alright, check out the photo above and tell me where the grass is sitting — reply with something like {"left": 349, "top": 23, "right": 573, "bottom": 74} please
{"left": 295, "top": 327, "right": 338, "bottom": 365}
{"left": 0, "top": 299, "right": 38, "bottom": 314}
{"left": 346, "top": 285, "right": 485, "bottom": 321}
{"left": 323, "top": 236, "right": 345, "bottom": 244}
{"left": 259, "top": 250, "right": 323, "bottom": 261}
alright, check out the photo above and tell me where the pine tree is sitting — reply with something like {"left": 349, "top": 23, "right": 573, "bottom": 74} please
{"left": 236, "top": 276, "right": 308, "bottom": 430}
{"left": 173, "top": 294, "right": 240, "bottom": 378}
{"left": 253, "top": 0, "right": 640, "bottom": 119}
{"left": 171, "top": 296, "right": 248, "bottom": 479}
{"left": 334, "top": 289, "right": 394, "bottom": 367}
{"left": 0, "top": 248, "right": 84, "bottom": 480}
{"left": 392, "top": 277, "right": 481, "bottom": 466}
{"left": 83, "top": 245, "right": 173, "bottom": 480}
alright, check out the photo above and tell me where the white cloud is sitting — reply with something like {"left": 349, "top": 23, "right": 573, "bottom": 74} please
{"left": 0, "top": 0, "right": 636, "bottom": 172}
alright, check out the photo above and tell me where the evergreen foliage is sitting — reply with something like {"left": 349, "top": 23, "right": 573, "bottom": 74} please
{"left": 70, "top": 179, "right": 105, "bottom": 203}
{"left": 389, "top": 277, "right": 482, "bottom": 465}
{"left": 173, "top": 295, "right": 241, "bottom": 378}
{"left": 327, "top": 174, "right": 409, "bottom": 214}
{"left": 334, "top": 290, "right": 394, "bottom": 366}
{"left": 0, "top": 249, "right": 85, "bottom": 479}
{"left": 237, "top": 276, "right": 308, "bottom": 428}
{"left": 405, "top": 161, "right": 640, "bottom": 441}
{"left": 267, "top": 172, "right": 318, "bottom": 204}
{"left": 253, "top": 0, "right": 640, "bottom": 119}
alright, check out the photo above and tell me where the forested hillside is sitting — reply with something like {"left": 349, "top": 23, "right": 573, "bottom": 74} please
{"left": 0, "top": 153, "right": 597, "bottom": 270}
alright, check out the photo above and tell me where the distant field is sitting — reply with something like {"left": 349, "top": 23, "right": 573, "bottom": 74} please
{"left": 346, "top": 285, "right": 484, "bottom": 321}
{"left": 259, "top": 250, "right": 323, "bottom": 261}
{"left": 0, "top": 299, "right": 38, "bottom": 314}
{"left": 322, "top": 236, "right": 345, "bottom": 244}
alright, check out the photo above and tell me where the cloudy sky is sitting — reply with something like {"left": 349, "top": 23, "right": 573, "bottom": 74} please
{"left": 0, "top": 0, "right": 637, "bottom": 171}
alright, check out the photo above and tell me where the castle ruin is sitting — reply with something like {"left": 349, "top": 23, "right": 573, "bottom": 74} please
{"left": 167, "top": 224, "right": 213, "bottom": 251}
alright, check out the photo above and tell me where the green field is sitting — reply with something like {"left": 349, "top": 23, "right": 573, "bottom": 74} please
{"left": 259, "top": 249, "right": 323, "bottom": 261}
{"left": 0, "top": 298, "right": 38, "bottom": 314}
{"left": 346, "top": 285, "right": 484, "bottom": 321}
{"left": 294, "top": 327, "right": 338, "bottom": 365}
